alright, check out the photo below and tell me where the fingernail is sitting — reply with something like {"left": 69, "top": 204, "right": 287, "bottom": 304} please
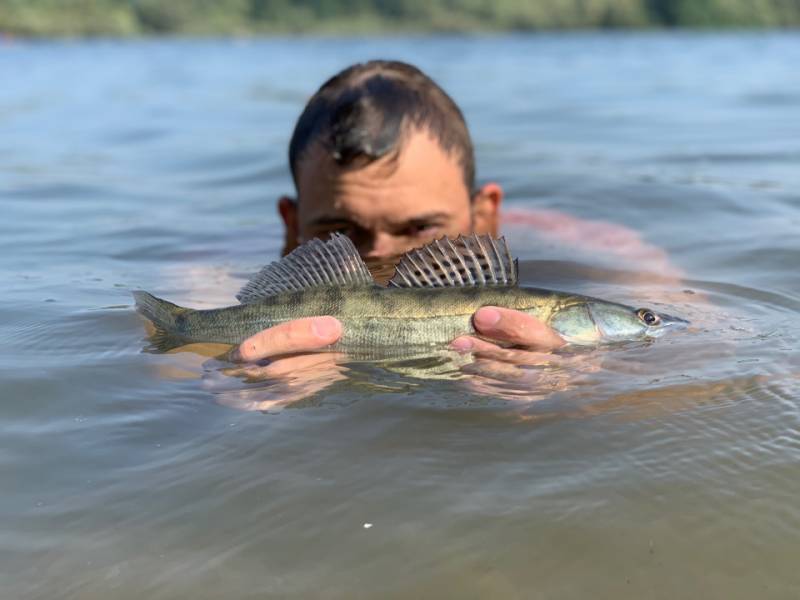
{"left": 450, "top": 337, "right": 473, "bottom": 352}
{"left": 312, "top": 317, "right": 340, "bottom": 340}
{"left": 474, "top": 307, "right": 501, "bottom": 329}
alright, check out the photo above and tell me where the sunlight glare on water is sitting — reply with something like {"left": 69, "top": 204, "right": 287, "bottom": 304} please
{"left": 1, "top": 34, "right": 800, "bottom": 598}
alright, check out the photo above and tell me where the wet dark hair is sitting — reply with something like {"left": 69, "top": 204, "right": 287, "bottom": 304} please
{"left": 288, "top": 60, "right": 475, "bottom": 193}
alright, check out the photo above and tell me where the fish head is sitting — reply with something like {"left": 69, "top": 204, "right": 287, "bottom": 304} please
{"left": 549, "top": 301, "right": 688, "bottom": 345}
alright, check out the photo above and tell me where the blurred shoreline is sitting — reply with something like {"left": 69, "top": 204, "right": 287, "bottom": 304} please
{"left": 3, "top": 0, "right": 800, "bottom": 38}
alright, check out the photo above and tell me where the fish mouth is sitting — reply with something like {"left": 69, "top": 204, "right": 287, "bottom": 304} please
{"left": 643, "top": 311, "right": 690, "bottom": 338}
{"left": 659, "top": 313, "right": 690, "bottom": 329}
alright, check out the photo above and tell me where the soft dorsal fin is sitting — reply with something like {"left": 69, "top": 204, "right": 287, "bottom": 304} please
{"left": 236, "top": 233, "right": 374, "bottom": 303}
{"left": 388, "top": 234, "right": 518, "bottom": 288}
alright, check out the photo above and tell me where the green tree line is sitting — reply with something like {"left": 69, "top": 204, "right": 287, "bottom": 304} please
{"left": 2, "top": 0, "right": 800, "bottom": 35}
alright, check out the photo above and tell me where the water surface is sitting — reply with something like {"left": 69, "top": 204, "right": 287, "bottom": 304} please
{"left": 2, "top": 33, "right": 800, "bottom": 598}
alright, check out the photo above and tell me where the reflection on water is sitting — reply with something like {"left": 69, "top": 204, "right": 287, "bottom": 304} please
{"left": 2, "top": 34, "right": 800, "bottom": 598}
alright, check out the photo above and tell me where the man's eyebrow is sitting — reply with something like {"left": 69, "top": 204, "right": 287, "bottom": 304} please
{"left": 309, "top": 212, "right": 451, "bottom": 228}
{"left": 309, "top": 215, "right": 356, "bottom": 227}
{"left": 390, "top": 212, "right": 451, "bottom": 226}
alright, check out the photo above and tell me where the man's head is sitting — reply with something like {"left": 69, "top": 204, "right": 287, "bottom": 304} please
{"left": 278, "top": 60, "right": 502, "bottom": 259}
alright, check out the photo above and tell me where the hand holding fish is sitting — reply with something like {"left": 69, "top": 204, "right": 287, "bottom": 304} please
{"left": 135, "top": 234, "right": 686, "bottom": 363}
{"left": 218, "top": 316, "right": 346, "bottom": 410}
{"left": 213, "top": 350, "right": 348, "bottom": 412}
{"left": 451, "top": 306, "right": 566, "bottom": 355}
{"left": 230, "top": 306, "right": 565, "bottom": 364}
{"left": 230, "top": 315, "right": 343, "bottom": 362}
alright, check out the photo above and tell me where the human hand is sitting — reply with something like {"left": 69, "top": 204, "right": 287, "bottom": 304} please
{"left": 451, "top": 306, "right": 565, "bottom": 355}
{"left": 230, "top": 316, "right": 342, "bottom": 362}
{"left": 458, "top": 349, "right": 601, "bottom": 403}
{"left": 204, "top": 316, "right": 346, "bottom": 411}
{"left": 446, "top": 306, "right": 572, "bottom": 397}
{"left": 209, "top": 351, "right": 348, "bottom": 412}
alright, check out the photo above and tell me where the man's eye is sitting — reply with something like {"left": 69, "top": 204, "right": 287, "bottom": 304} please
{"left": 406, "top": 223, "right": 440, "bottom": 237}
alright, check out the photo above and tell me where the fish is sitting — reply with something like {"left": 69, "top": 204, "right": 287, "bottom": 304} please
{"left": 133, "top": 233, "right": 687, "bottom": 354}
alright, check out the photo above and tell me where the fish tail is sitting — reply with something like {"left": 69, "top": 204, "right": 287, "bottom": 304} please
{"left": 132, "top": 291, "right": 190, "bottom": 352}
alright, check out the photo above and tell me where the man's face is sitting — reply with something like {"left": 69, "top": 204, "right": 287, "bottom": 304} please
{"left": 280, "top": 128, "right": 501, "bottom": 261}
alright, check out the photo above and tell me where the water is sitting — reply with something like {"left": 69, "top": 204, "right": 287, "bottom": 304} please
{"left": 2, "top": 33, "right": 800, "bottom": 598}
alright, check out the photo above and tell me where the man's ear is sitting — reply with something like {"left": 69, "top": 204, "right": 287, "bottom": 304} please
{"left": 278, "top": 196, "right": 300, "bottom": 256}
{"left": 471, "top": 182, "right": 504, "bottom": 237}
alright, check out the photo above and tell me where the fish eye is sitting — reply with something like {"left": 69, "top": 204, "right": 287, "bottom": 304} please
{"left": 637, "top": 309, "right": 661, "bottom": 326}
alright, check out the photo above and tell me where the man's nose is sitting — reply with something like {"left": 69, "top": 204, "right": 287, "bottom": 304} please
{"left": 361, "top": 232, "right": 399, "bottom": 260}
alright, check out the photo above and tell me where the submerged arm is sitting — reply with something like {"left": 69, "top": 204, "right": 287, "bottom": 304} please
{"left": 502, "top": 208, "right": 683, "bottom": 278}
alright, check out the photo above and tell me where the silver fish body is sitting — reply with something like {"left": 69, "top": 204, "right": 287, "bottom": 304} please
{"left": 134, "top": 284, "right": 685, "bottom": 353}
{"left": 134, "top": 233, "right": 687, "bottom": 353}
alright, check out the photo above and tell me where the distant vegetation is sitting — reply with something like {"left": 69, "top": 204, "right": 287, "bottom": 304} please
{"left": 2, "top": 0, "right": 800, "bottom": 36}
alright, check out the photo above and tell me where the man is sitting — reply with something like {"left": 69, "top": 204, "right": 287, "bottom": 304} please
{"left": 231, "top": 60, "right": 565, "bottom": 365}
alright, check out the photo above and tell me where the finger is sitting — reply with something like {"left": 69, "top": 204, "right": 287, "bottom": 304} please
{"left": 213, "top": 358, "right": 348, "bottom": 412}
{"left": 215, "top": 380, "right": 332, "bottom": 412}
{"left": 452, "top": 335, "right": 564, "bottom": 366}
{"left": 461, "top": 357, "right": 525, "bottom": 381}
{"left": 261, "top": 351, "right": 346, "bottom": 378}
{"left": 462, "top": 358, "right": 580, "bottom": 394}
{"left": 231, "top": 316, "right": 342, "bottom": 362}
{"left": 222, "top": 352, "right": 346, "bottom": 381}
{"left": 450, "top": 335, "right": 502, "bottom": 354}
{"left": 472, "top": 307, "right": 565, "bottom": 350}
{"left": 252, "top": 376, "right": 340, "bottom": 412}
{"left": 474, "top": 348, "right": 564, "bottom": 366}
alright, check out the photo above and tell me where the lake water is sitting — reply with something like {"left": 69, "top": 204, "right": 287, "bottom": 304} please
{"left": 2, "top": 33, "right": 800, "bottom": 598}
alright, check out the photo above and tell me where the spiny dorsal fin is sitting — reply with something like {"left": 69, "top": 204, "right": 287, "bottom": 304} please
{"left": 388, "top": 234, "right": 518, "bottom": 289}
{"left": 236, "top": 233, "right": 374, "bottom": 303}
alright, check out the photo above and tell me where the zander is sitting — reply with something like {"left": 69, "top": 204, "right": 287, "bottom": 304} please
{"left": 134, "top": 234, "right": 687, "bottom": 353}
